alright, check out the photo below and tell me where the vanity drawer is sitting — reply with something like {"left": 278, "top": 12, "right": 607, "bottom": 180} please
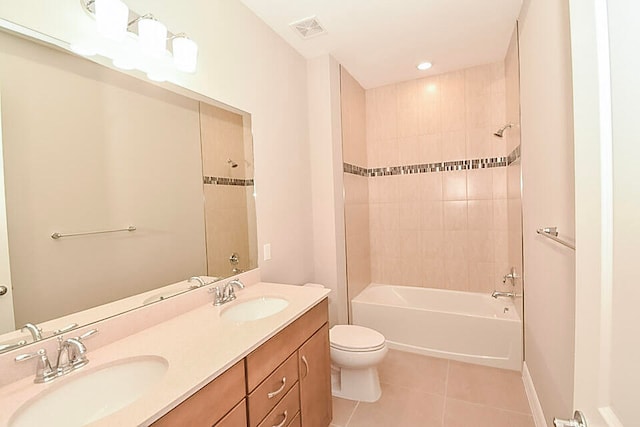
{"left": 257, "top": 384, "right": 300, "bottom": 427}
{"left": 214, "top": 399, "right": 247, "bottom": 427}
{"left": 248, "top": 352, "right": 299, "bottom": 426}
{"left": 246, "top": 299, "right": 328, "bottom": 391}
{"left": 151, "top": 360, "right": 246, "bottom": 427}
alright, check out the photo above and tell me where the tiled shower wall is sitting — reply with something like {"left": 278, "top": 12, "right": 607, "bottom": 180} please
{"left": 343, "top": 60, "right": 520, "bottom": 295}
{"left": 200, "top": 103, "right": 257, "bottom": 278}
{"left": 341, "top": 70, "right": 371, "bottom": 302}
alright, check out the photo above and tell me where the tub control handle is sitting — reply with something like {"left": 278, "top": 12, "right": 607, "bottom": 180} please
{"left": 554, "top": 411, "right": 587, "bottom": 427}
{"left": 301, "top": 355, "right": 309, "bottom": 379}
{"left": 272, "top": 410, "right": 288, "bottom": 427}
{"left": 267, "top": 377, "right": 287, "bottom": 399}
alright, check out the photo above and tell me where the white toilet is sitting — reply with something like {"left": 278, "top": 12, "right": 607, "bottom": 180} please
{"left": 329, "top": 324, "right": 388, "bottom": 402}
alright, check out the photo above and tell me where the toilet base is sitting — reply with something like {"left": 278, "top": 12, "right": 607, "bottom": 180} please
{"left": 331, "top": 366, "right": 382, "bottom": 402}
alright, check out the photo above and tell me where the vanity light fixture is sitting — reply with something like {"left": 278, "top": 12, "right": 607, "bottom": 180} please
{"left": 79, "top": 0, "right": 198, "bottom": 77}
{"left": 172, "top": 35, "right": 199, "bottom": 73}
{"left": 417, "top": 61, "right": 433, "bottom": 71}
{"left": 137, "top": 15, "right": 168, "bottom": 57}
{"left": 94, "top": 0, "right": 129, "bottom": 41}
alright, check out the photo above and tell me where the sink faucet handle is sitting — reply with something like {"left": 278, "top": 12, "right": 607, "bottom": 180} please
{"left": 79, "top": 329, "right": 98, "bottom": 341}
{"left": 53, "top": 323, "right": 79, "bottom": 335}
{"left": 15, "top": 349, "right": 56, "bottom": 383}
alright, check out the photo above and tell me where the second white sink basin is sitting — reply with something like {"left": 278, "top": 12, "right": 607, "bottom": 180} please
{"left": 221, "top": 297, "right": 289, "bottom": 322}
{"left": 9, "top": 356, "right": 168, "bottom": 427}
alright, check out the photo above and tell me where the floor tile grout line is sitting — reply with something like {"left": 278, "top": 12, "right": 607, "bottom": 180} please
{"left": 441, "top": 360, "right": 450, "bottom": 427}
{"left": 344, "top": 401, "right": 359, "bottom": 427}
{"left": 444, "top": 396, "right": 534, "bottom": 417}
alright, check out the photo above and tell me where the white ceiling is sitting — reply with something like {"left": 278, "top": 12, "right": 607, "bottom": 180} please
{"left": 238, "top": 0, "right": 523, "bottom": 89}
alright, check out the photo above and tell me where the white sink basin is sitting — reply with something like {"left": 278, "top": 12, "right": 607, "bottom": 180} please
{"left": 221, "top": 297, "right": 289, "bottom": 322}
{"left": 9, "top": 356, "right": 168, "bottom": 427}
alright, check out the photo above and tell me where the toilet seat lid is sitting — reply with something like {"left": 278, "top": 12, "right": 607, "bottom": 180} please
{"left": 330, "top": 325, "right": 386, "bottom": 352}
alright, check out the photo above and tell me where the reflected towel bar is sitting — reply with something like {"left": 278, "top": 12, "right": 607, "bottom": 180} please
{"left": 51, "top": 225, "right": 136, "bottom": 240}
{"left": 536, "top": 227, "right": 575, "bottom": 250}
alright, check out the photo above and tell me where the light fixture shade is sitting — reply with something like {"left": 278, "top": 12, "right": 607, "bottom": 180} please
{"left": 172, "top": 37, "right": 198, "bottom": 73}
{"left": 95, "top": 0, "right": 129, "bottom": 41}
{"left": 138, "top": 18, "right": 168, "bottom": 57}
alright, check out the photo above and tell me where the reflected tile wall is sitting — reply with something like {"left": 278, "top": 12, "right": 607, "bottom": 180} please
{"left": 364, "top": 61, "right": 511, "bottom": 293}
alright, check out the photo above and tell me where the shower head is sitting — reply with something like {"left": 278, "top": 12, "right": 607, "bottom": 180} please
{"left": 226, "top": 158, "right": 238, "bottom": 168}
{"left": 493, "top": 123, "right": 514, "bottom": 138}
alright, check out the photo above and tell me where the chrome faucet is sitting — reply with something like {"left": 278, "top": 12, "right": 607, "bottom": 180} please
{"left": 491, "top": 291, "right": 517, "bottom": 299}
{"left": 21, "top": 323, "right": 43, "bottom": 341}
{"left": 224, "top": 279, "right": 245, "bottom": 301}
{"left": 210, "top": 278, "right": 245, "bottom": 306}
{"left": 188, "top": 276, "right": 206, "bottom": 289}
{"left": 15, "top": 329, "right": 98, "bottom": 383}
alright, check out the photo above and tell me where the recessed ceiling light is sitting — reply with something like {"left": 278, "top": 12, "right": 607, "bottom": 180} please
{"left": 417, "top": 62, "right": 433, "bottom": 71}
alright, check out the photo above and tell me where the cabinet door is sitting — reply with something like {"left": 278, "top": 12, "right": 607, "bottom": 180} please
{"left": 298, "top": 324, "right": 331, "bottom": 427}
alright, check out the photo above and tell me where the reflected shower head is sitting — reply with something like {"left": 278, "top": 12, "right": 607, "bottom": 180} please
{"left": 226, "top": 158, "right": 238, "bottom": 168}
{"left": 493, "top": 123, "right": 514, "bottom": 138}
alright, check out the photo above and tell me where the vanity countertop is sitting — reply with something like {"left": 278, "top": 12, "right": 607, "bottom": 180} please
{"left": 0, "top": 282, "right": 330, "bottom": 426}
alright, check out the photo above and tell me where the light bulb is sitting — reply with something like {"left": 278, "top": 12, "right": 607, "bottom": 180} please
{"left": 95, "top": 0, "right": 129, "bottom": 41}
{"left": 138, "top": 17, "right": 168, "bottom": 57}
{"left": 172, "top": 37, "right": 198, "bottom": 73}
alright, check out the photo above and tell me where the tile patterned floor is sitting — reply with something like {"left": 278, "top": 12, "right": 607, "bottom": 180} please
{"left": 330, "top": 350, "right": 534, "bottom": 427}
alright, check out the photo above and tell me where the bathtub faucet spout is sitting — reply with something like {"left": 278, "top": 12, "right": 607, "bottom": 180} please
{"left": 491, "top": 291, "right": 517, "bottom": 299}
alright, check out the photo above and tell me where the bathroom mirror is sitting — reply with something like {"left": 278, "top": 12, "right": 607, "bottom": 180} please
{"left": 0, "top": 26, "right": 257, "bottom": 352}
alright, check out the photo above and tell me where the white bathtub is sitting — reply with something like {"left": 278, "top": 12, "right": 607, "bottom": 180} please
{"left": 351, "top": 285, "right": 523, "bottom": 371}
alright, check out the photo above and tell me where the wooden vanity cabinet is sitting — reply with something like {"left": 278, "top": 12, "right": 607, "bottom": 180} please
{"left": 151, "top": 360, "right": 246, "bottom": 427}
{"left": 246, "top": 298, "right": 330, "bottom": 427}
{"left": 298, "top": 324, "right": 332, "bottom": 427}
{"left": 151, "top": 298, "right": 330, "bottom": 427}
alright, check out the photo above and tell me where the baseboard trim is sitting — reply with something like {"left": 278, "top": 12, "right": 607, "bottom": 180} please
{"left": 523, "top": 362, "right": 547, "bottom": 427}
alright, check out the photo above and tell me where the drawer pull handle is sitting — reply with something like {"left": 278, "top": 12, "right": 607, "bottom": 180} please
{"left": 273, "top": 410, "right": 288, "bottom": 427}
{"left": 301, "top": 355, "right": 309, "bottom": 379}
{"left": 267, "top": 377, "right": 287, "bottom": 399}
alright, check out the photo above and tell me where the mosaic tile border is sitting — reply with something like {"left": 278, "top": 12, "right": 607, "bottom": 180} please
{"left": 507, "top": 145, "right": 521, "bottom": 165}
{"left": 203, "top": 176, "right": 254, "bottom": 186}
{"left": 344, "top": 157, "right": 507, "bottom": 177}
{"left": 344, "top": 145, "right": 522, "bottom": 177}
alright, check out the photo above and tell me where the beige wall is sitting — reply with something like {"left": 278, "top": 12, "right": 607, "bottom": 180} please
{"left": 307, "top": 55, "right": 348, "bottom": 325}
{"left": 0, "top": 0, "right": 314, "bottom": 285}
{"left": 340, "top": 68, "right": 371, "bottom": 308}
{"left": 518, "top": 0, "right": 576, "bottom": 424}
{"left": 364, "top": 63, "right": 513, "bottom": 293}
{"left": 0, "top": 31, "right": 207, "bottom": 325}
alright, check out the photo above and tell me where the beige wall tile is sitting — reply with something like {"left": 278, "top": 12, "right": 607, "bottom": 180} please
{"left": 396, "top": 79, "right": 419, "bottom": 138}
{"left": 467, "top": 169, "right": 494, "bottom": 200}
{"left": 444, "top": 201, "right": 468, "bottom": 230}
{"left": 443, "top": 171, "right": 468, "bottom": 200}
{"left": 421, "top": 201, "right": 444, "bottom": 230}
{"left": 419, "top": 172, "right": 444, "bottom": 201}
{"left": 442, "top": 130, "right": 467, "bottom": 161}
{"left": 441, "top": 70, "right": 466, "bottom": 132}
{"left": 418, "top": 133, "right": 443, "bottom": 164}
{"left": 468, "top": 200, "right": 493, "bottom": 231}
{"left": 417, "top": 76, "right": 442, "bottom": 135}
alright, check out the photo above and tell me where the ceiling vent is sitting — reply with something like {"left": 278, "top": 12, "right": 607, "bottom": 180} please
{"left": 289, "top": 16, "right": 326, "bottom": 39}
